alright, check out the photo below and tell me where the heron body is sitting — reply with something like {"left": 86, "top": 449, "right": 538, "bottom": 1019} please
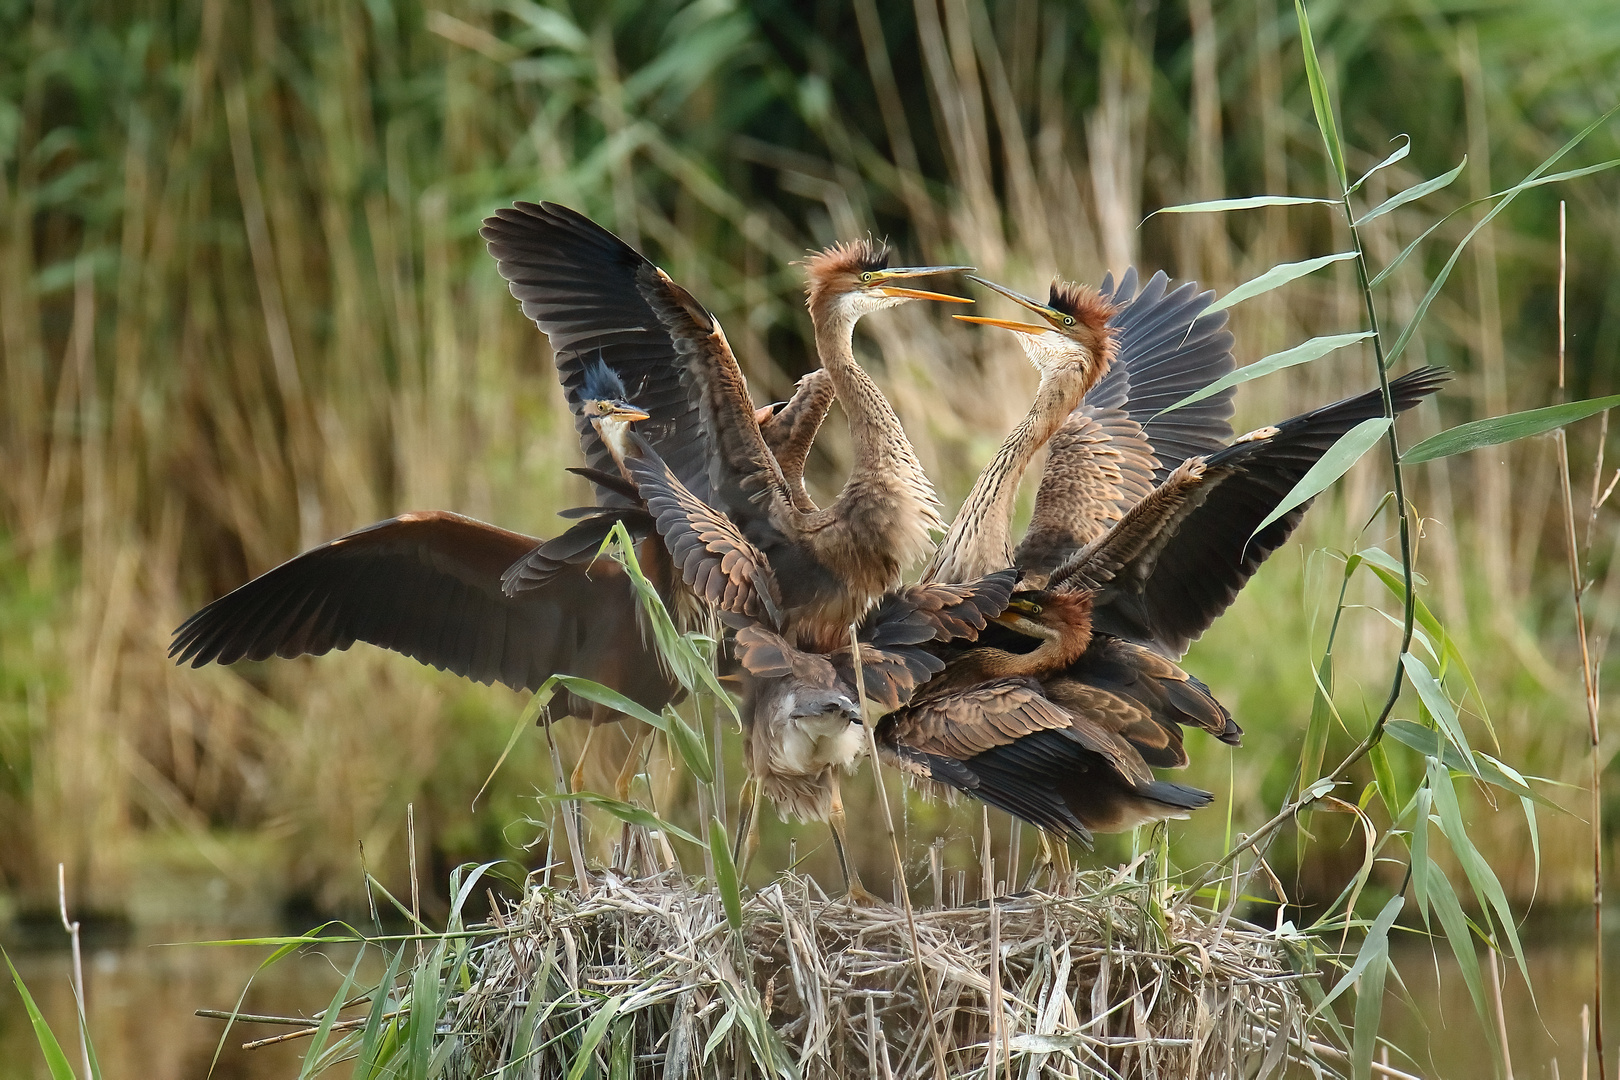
{"left": 879, "top": 366, "right": 1451, "bottom": 846}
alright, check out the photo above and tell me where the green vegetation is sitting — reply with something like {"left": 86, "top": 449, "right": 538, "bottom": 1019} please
{"left": 2, "top": 0, "right": 1619, "bottom": 1074}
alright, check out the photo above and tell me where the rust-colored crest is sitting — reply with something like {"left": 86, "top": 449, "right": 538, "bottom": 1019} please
{"left": 1047, "top": 280, "right": 1121, "bottom": 364}
{"left": 803, "top": 238, "right": 890, "bottom": 308}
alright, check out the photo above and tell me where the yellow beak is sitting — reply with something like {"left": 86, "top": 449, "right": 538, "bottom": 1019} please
{"left": 868, "top": 264, "right": 976, "bottom": 304}
{"left": 965, "top": 274, "right": 1067, "bottom": 327}
{"left": 953, "top": 314, "right": 1047, "bottom": 334}
{"left": 611, "top": 405, "right": 652, "bottom": 423}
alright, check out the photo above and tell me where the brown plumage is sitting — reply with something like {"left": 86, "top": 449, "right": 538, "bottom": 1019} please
{"left": 877, "top": 366, "right": 1452, "bottom": 843}
{"left": 925, "top": 279, "right": 1120, "bottom": 584}
{"left": 755, "top": 369, "right": 837, "bottom": 513}
{"left": 622, "top": 426, "right": 1013, "bottom": 898}
{"left": 170, "top": 364, "right": 689, "bottom": 799}
{"left": 169, "top": 510, "right": 679, "bottom": 724}
{"left": 929, "top": 269, "right": 1237, "bottom": 586}
{"left": 877, "top": 587, "right": 1221, "bottom": 844}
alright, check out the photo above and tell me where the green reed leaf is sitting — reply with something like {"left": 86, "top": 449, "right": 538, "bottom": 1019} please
{"left": 1295, "top": 0, "right": 1348, "bottom": 190}
{"left": 546, "top": 673, "right": 714, "bottom": 784}
{"left": 354, "top": 943, "right": 407, "bottom": 1078}
{"left": 1414, "top": 856, "right": 1500, "bottom": 1061}
{"left": 1351, "top": 903, "right": 1396, "bottom": 1080}
{"left": 566, "top": 994, "right": 626, "bottom": 1080}
{"left": 1429, "top": 759, "right": 1530, "bottom": 987}
{"left": 1364, "top": 562, "right": 1492, "bottom": 741}
{"left": 1160, "top": 332, "right": 1373, "bottom": 415}
{"left": 1382, "top": 104, "right": 1620, "bottom": 366}
{"left": 297, "top": 947, "right": 364, "bottom": 1080}
{"left": 709, "top": 814, "right": 744, "bottom": 931}
{"left": 1401, "top": 654, "right": 1477, "bottom": 779}
{"left": 1402, "top": 395, "right": 1620, "bottom": 463}
{"left": 1368, "top": 743, "right": 1401, "bottom": 819}
{"left": 1148, "top": 194, "right": 1336, "bottom": 217}
{"left": 549, "top": 792, "right": 702, "bottom": 846}
{"left": 1354, "top": 156, "right": 1465, "bottom": 226}
{"left": 473, "top": 686, "right": 552, "bottom": 811}
{"left": 3, "top": 947, "right": 78, "bottom": 1080}
{"left": 1253, "top": 417, "right": 1389, "bottom": 538}
{"left": 1317, "top": 893, "right": 1402, "bottom": 1013}
{"left": 1347, "top": 135, "right": 1410, "bottom": 195}
{"left": 1209, "top": 251, "right": 1358, "bottom": 313}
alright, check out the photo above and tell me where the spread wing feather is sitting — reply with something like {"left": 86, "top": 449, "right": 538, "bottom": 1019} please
{"left": 481, "top": 202, "right": 712, "bottom": 508}
{"left": 1058, "top": 366, "right": 1450, "bottom": 657}
{"left": 1018, "top": 269, "right": 1235, "bottom": 577}
{"left": 168, "top": 511, "right": 678, "bottom": 713}
{"left": 1089, "top": 268, "right": 1237, "bottom": 481}
{"left": 624, "top": 436, "right": 782, "bottom": 626}
{"left": 1014, "top": 409, "right": 1158, "bottom": 577}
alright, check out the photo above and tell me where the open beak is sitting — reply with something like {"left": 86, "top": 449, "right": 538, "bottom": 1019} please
{"left": 611, "top": 404, "right": 652, "bottom": 423}
{"left": 962, "top": 274, "right": 1067, "bottom": 328}
{"left": 953, "top": 314, "right": 1046, "bottom": 334}
{"left": 869, "top": 265, "right": 975, "bottom": 304}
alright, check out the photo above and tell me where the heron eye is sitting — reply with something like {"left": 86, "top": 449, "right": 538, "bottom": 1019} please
{"left": 860, "top": 271, "right": 874, "bottom": 283}
{"left": 1063, "top": 315, "right": 1075, "bottom": 327}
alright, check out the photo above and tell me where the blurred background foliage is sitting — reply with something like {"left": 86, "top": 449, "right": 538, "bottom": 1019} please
{"left": 0, "top": 0, "right": 1617, "bottom": 927}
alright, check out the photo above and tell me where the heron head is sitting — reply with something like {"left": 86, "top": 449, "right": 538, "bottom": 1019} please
{"left": 992, "top": 589, "right": 1095, "bottom": 641}
{"left": 803, "top": 238, "right": 973, "bottom": 320}
{"left": 954, "top": 276, "right": 1121, "bottom": 378}
{"left": 579, "top": 353, "right": 651, "bottom": 425}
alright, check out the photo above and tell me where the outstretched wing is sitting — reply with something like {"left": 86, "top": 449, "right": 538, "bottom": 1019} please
{"left": 625, "top": 435, "right": 782, "bottom": 626}
{"left": 1014, "top": 408, "right": 1158, "bottom": 577}
{"left": 169, "top": 511, "right": 678, "bottom": 713}
{"left": 1057, "top": 366, "right": 1450, "bottom": 657}
{"left": 636, "top": 267, "right": 792, "bottom": 523}
{"left": 481, "top": 202, "right": 712, "bottom": 508}
{"left": 1088, "top": 267, "right": 1236, "bottom": 481}
{"left": 1016, "top": 269, "right": 1235, "bottom": 576}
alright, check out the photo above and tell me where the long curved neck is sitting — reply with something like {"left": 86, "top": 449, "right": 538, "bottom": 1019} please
{"left": 927, "top": 368, "right": 1088, "bottom": 583}
{"left": 805, "top": 297, "right": 941, "bottom": 566}
{"left": 950, "top": 620, "right": 1091, "bottom": 684}
{"left": 594, "top": 416, "right": 638, "bottom": 482}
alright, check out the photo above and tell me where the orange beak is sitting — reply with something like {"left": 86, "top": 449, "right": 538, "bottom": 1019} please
{"left": 867, "top": 264, "right": 976, "bottom": 304}
{"left": 958, "top": 274, "right": 1069, "bottom": 330}
{"left": 953, "top": 314, "right": 1047, "bottom": 334}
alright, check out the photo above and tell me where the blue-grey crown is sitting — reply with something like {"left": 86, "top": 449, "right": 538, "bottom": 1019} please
{"left": 580, "top": 352, "right": 630, "bottom": 403}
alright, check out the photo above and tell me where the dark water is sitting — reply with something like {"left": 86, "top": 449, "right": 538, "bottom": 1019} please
{"left": 2, "top": 920, "right": 1615, "bottom": 1078}
{"left": 1, "top": 926, "right": 374, "bottom": 1080}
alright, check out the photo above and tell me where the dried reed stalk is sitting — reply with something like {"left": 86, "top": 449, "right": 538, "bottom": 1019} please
{"left": 439, "top": 871, "right": 1331, "bottom": 1079}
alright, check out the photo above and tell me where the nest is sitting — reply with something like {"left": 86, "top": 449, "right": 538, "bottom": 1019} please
{"left": 444, "top": 869, "right": 1341, "bottom": 1079}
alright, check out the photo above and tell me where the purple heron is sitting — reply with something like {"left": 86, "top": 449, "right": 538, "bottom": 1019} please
{"left": 879, "top": 367, "right": 1450, "bottom": 867}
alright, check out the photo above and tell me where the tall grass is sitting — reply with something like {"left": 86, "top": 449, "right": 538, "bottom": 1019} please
{"left": 1, "top": 0, "right": 1617, "bottom": 933}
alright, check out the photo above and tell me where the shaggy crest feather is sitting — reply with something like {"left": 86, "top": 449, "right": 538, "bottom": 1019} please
{"left": 803, "top": 238, "right": 890, "bottom": 309}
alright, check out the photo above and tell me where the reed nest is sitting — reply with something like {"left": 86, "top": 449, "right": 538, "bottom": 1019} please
{"left": 445, "top": 869, "right": 1340, "bottom": 1079}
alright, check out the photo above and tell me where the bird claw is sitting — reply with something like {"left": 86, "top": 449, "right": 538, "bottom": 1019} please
{"left": 843, "top": 881, "right": 884, "bottom": 907}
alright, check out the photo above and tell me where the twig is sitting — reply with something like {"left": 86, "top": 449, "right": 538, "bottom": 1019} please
{"left": 849, "top": 623, "right": 951, "bottom": 1080}
{"left": 1488, "top": 945, "right": 1515, "bottom": 1080}
{"left": 408, "top": 802, "right": 423, "bottom": 964}
{"left": 57, "top": 864, "right": 91, "bottom": 1080}
{"left": 239, "top": 1010, "right": 407, "bottom": 1051}
{"left": 1554, "top": 200, "right": 1606, "bottom": 1080}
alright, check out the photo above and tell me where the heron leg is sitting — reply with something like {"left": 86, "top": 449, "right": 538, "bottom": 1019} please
{"left": 570, "top": 724, "right": 598, "bottom": 794}
{"left": 829, "top": 776, "right": 879, "bottom": 906}
{"left": 1052, "top": 836, "right": 1072, "bottom": 895}
{"left": 612, "top": 723, "right": 651, "bottom": 802}
{"left": 1026, "top": 830, "right": 1055, "bottom": 892}
{"left": 732, "top": 775, "right": 761, "bottom": 882}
